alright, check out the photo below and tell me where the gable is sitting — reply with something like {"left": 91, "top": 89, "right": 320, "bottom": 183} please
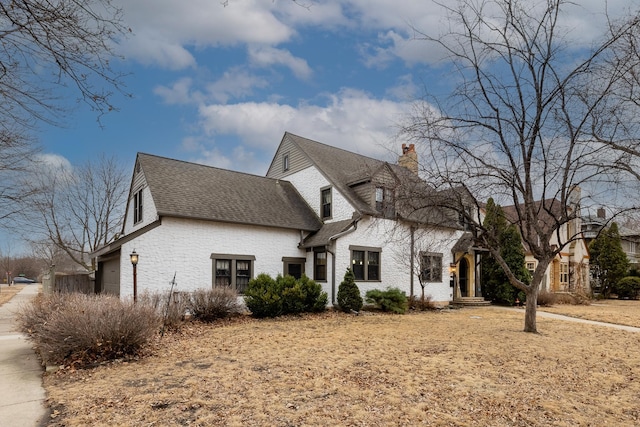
{"left": 266, "top": 134, "right": 312, "bottom": 179}
{"left": 136, "top": 153, "right": 322, "bottom": 232}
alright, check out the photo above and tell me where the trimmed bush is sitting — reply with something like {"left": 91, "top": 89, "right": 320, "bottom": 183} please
{"left": 244, "top": 274, "right": 327, "bottom": 318}
{"left": 336, "top": 269, "right": 363, "bottom": 313}
{"left": 365, "top": 287, "right": 408, "bottom": 314}
{"left": 244, "top": 273, "right": 282, "bottom": 318}
{"left": 614, "top": 276, "right": 640, "bottom": 299}
{"left": 189, "top": 287, "right": 243, "bottom": 321}
{"left": 16, "top": 293, "right": 160, "bottom": 366}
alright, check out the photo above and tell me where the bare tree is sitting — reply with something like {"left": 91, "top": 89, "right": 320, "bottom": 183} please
{"left": 0, "top": 0, "right": 128, "bottom": 224}
{"left": 400, "top": 0, "right": 640, "bottom": 332}
{"left": 20, "top": 154, "right": 128, "bottom": 271}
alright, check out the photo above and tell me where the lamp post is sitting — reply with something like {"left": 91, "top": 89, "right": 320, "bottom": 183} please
{"left": 130, "top": 250, "right": 139, "bottom": 303}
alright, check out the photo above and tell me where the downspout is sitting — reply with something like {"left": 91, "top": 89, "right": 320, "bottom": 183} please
{"left": 326, "top": 217, "right": 360, "bottom": 304}
{"left": 410, "top": 226, "right": 415, "bottom": 298}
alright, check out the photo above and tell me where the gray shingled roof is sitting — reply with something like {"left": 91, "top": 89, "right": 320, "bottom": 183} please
{"left": 137, "top": 153, "right": 322, "bottom": 231}
{"left": 300, "top": 219, "right": 356, "bottom": 248}
{"left": 284, "top": 132, "right": 459, "bottom": 228}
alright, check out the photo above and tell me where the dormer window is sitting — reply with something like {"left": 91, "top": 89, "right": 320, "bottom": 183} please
{"left": 375, "top": 186, "right": 395, "bottom": 218}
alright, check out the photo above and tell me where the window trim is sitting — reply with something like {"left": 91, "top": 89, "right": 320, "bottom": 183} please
{"left": 349, "top": 245, "right": 382, "bottom": 282}
{"left": 283, "top": 152, "right": 290, "bottom": 172}
{"left": 420, "top": 252, "right": 443, "bottom": 283}
{"left": 210, "top": 253, "right": 256, "bottom": 293}
{"left": 559, "top": 262, "right": 569, "bottom": 285}
{"left": 313, "top": 250, "right": 327, "bottom": 282}
{"left": 320, "top": 186, "right": 332, "bottom": 220}
{"left": 282, "top": 257, "right": 306, "bottom": 279}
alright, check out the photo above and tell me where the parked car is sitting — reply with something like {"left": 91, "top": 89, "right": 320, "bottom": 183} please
{"left": 11, "top": 276, "right": 36, "bottom": 284}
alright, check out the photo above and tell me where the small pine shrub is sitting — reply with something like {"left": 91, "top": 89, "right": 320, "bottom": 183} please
{"left": 614, "top": 276, "right": 640, "bottom": 299}
{"left": 244, "top": 273, "right": 282, "bottom": 318}
{"left": 245, "top": 274, "right": 327, "bottom": 318}
{"left": 189, "top": 287, "right": 242, "bottom": 321}
{"left": 16, "top": 293, "right": 160, "bottom": 366}
{"left": 337, "top": 269, "right": 363, "bottom": 313}
{"left": 365, "top": 287, "right": 408, "bottom": 314}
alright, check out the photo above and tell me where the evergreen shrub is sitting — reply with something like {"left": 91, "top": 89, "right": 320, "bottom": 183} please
{"left": 365, "top": 287, "right": 408, "bottom": 314}
{"left": 336, "top": 269, "right": 363, "bottom": 312}
{"left": 614, "top": 276, "right": 640, "bottom": 299}
{"left": 244, "top": 273, "right": 327, "bottom": 318}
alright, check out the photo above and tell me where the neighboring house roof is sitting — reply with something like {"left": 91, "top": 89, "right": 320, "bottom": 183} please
{"left": 502, "top": 198, "right": 566, "bottom": 235}
{"left": 137, "top": 153, "right": 322, "bottom": 232}
{"left": 582, "top": 215, "right": 640, "bottom": 238}
{"left": 283, "top": 132, "right": 460, "bottom": 228}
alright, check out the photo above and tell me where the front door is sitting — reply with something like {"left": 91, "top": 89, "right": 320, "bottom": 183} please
{"left": 459, "top": 258, "right": 469, "bottom": 297}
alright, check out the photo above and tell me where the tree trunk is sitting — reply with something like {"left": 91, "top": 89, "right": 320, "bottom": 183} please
{"left": 523, "top": 288, "right": 538, "bottom": 333}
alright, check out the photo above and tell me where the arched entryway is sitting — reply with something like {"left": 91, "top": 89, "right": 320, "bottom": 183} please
{"left": 459, "top": 258, "right": 469, "bottom": 297}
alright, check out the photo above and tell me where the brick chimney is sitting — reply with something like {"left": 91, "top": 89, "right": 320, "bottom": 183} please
{"left": 398, "top": 143, "right": 418, "bottom": 175}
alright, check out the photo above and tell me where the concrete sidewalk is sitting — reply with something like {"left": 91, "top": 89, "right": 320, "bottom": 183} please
{"left": 0, "top": 284, "right": 47, "bottom": 427}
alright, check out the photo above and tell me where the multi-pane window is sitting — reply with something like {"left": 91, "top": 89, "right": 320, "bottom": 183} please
{"left": 421, "top": 253, "right": 443, "bottom": 282}
{"left": 375, "top": 186, "right": 395, "bottom": 217}
{"left": 526, "top": 261, "right": 536, "bottom": 276}
{"left": 350, "top": 246, "right": 381, "bottom": 281}
{"left": 630, "top": 241, "right": 637, "bottom": 254}
{"left": 560, "top": 262, "right": 569, "bottom": 285}
{"left": 211, "top": 254, "right": 255, "bottom": 293}
{"left": 321, "top": 188, "right": 332, "bottom": 219}
{"left": 236, "top": 260, "right": 250, "bottom": 293}
{"left": 215, "top": 260, "right": 231, "bottom": 287}
{"left": 133, "top": 189, "right": 143, "bottom": 224}
{"left": 314, "top": 251, "right": 327, "bottom": 281}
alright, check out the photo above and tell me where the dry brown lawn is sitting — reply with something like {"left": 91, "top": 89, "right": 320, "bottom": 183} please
{"left": 0, "top": 284, "right": 25, "bottom": 306}
{"left": 540, "top": 299, "right": 640, "bottom": 328}
{"left": 43, "top": 306, "right": 640, "bottom": 427}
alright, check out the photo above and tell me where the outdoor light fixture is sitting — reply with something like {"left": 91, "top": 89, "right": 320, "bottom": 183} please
{"left": 130, "top": 250, "right": 139, "bottom": 303}
{"left": 449, "top": 263, "right": 457, "bottom": 275}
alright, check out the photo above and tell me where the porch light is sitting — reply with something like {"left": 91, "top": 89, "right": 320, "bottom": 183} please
{"left": 130, "top": 250, "right": 139, "bottom": 266}
{"left": 449, "top": 263, "right": 457, "bottom": 275}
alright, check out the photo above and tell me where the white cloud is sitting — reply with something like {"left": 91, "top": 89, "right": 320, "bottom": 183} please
{"left": 154, "top": 77, "right": 200, "bottom": 105}
{"left": 195, "top": 88, "right": 411, "bottom": 173}
{"left": 206, "top": 68, "right": 270, "bottom": 103}
{"left": 248, "top": 46, "right": 312, "bottom": 80}
{"left": 35, "top": 153, "right": 73, "bottom": 172}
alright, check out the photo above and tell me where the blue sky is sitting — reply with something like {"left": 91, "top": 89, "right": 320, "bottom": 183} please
{"left": 4, "top": 0, "right": 631, "bottom": 256}
{"left": 38, "top": 0, "right": 628, "bottom": 174}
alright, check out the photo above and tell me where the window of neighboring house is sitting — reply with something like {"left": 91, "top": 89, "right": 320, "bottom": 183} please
{"left": 283, "top": 153, "right": 290, "bottom": 172}
{"left": 350, "top": 246, "right": 381, "bottom": 281}
{"left": 321, "top": 187, "right": 332, "bottom": 219}
{"left": 211, "top": 254, "right": 255, "bottom": 293}
{"left": 133, "top": 189, "right": 143, "bottom": 224}
{"left": 560, "top": 262, "right": 569, "bottom": 285}
{"left": 458, "top": 205, "right": 473, "bottom": 231}
{"left": 629, "top": 241, "right": 637, "bottom": 254}
{"left": 421, "top": 253, "right": 443, "bottom": 282}
{"left": 314, "top": 250, "right": 327, "bottom": 281}
{"left": 526, "top": 261, "right": 536, "bottom": 277}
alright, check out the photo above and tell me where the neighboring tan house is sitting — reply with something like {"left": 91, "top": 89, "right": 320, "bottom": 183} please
{"left": 582, "top": 208, "right": 640, "bottom": 271}
{"left": 92, "top": 132, "right": 483, "bottom": 306}
{"left": 502, "top": 197, "right": 590, "bottom": 294}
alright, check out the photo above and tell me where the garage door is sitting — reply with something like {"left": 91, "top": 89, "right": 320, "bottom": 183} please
{"left": 101, "top": 257, "right": 120, "bottom": 296}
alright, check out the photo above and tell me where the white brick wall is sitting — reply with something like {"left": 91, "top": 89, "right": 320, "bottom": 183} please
{"left": 119, "top": 217, "right": 308, "bottom": 298}
{"left": 285, "top": 166, "right": 355, "bottom": 222}
{"left": 329, "top": 216, "right": 460, "bottom": 304}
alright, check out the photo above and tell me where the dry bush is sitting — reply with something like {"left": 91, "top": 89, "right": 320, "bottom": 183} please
{"left": 572, "top": 291, "right": 592, "bottom": 305}
{"left": 408, "top": 295, "right": 438, "bottom": 311}
{"left": 17, "top": 293, "right": 160, "bottom": 366}
{"left": 553, "top": 293, "right": 575, "bottom": 305}
{"left": 537, "top": 290, "right": 557, "bottom": 306}
{"left": 139, "top": 291, "right": 188, "bottom": 330}
{"left": 188, "top": 287, "right": 243, "bottom": 322}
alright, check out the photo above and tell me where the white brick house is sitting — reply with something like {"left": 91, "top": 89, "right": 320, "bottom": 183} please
{"left": 93, "top": 132, "right": 480, "bottom": 305}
